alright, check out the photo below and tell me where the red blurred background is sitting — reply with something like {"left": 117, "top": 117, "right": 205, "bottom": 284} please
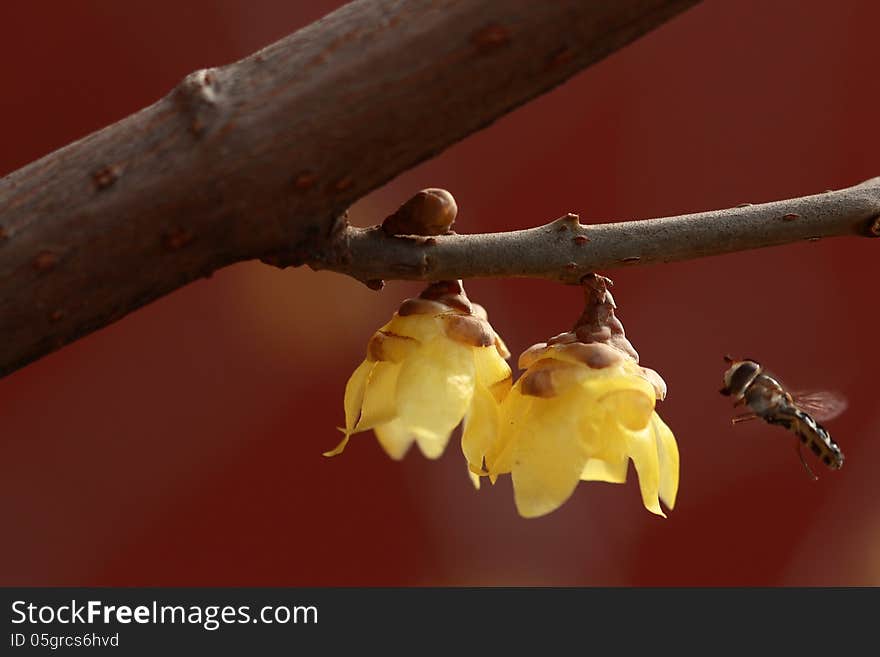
{"left": 2, "top": 1, "right": 878, "bottom": 586}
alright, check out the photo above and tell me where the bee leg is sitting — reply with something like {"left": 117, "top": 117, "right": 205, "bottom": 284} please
{"left": 795, "top": 442, "right": 818, "bottom": 482}
{"left": 731, "top": 412, "right": 758, "bottom": 424}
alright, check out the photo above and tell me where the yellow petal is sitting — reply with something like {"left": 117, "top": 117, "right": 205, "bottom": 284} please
{"left": 598, "top": 387, "right": 655, "bottom": 432}
{"left": 585, "top": 373, "right": 656, "bottom": 406}
{"left": 468, "top": 469, "right": 481, "bottom": 490}
{"left": 581, "top": 455, "right": 629, "bottom": 483}
{"left": 652, "top": 413, "right": 679, "bottom": 510}
{"left": 343, "top": 360, "right": 373, "bottom": 435}
{"left": 374, "top": 418, "right": 415, "bottom": 460}
{"left": 322, "top": 434, "right": 350, "bottom": 458}
{"left": 538, "top": 349, "right": 657, "bottom": 400}
{"left": 325, "top": 360, "right": 374, "bottom": 457}
{"left": 414, "top": 431, "right": 449, "bottom": 459}
{"left": 386, "top": 313, "right": 444, "bottom": 342}
{"left": 519, "top": 359, "right": 589, "bottom": 399}
{"left": 598, "top": 383, "right": 663, "bottom": 515}
{"left": 461, "top": 383, "right": 500, "bottom": 474}
{"left": 488, "top": 376, "right": 513, "bottom": 405}
{"left": 580, "top": 406, "right": 629, "bottom": 475}
{"left": 473, "top": 344, "right": 512, "bottom": 393}
{"left": 624, "top": 423, "right": 664, "bottom": 517}
{"left": 367, "top": 330, "right": 420, "bottom": 363}
{"left": 486, "top": 386, "right": 533, "bottom": 477}
{"left": 640, "top": 366, "right": 668, "bottom": 401}
{"left": 395, "top": 336, "right": 476, "bottom": 459}
{"left": 510, "top": 387, "right": 592, "bottom": 518}
{"left": 355, "top": 361, "right": 401, "bottom": 431}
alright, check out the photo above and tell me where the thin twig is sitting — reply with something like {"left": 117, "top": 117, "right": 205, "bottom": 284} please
{"left": 312, "top": 178, "right": 880, "bottom": 285}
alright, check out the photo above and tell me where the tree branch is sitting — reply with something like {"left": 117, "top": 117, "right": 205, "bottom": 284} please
{"left": 315, "top": 178, "right": 880, "bottom": 285}
{"left": 0, "top": 0, "right": 699, "bottom": 379}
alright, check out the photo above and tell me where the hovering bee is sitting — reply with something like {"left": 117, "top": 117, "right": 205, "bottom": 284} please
{"left": 720, "top": 356, "right": 846, "bottom": 477}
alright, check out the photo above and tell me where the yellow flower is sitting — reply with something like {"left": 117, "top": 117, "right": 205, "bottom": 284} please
{"left": 325, "top": 281, "right": 511, "bottom": 464}
{"left": 476, "top": 274, "right": 678, "bottom": 519}
{"left": 483, "top": 339, "right": 678, "bottom": 518}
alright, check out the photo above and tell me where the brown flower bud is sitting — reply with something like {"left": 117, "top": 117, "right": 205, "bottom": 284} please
{"left": 381, "top": 188, "right": 458, "bottom": 236}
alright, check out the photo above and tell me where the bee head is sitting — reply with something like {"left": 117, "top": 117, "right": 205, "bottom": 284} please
{"left": 720, "top": 358, "right": 762, "bottom": 399}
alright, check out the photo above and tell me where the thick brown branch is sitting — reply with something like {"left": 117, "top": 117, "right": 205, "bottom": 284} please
{"left": 0, "top": 0, "right": 699, "bottom": 379}
{"left": 317, "top": 178, "right": 880, "bottom": 284}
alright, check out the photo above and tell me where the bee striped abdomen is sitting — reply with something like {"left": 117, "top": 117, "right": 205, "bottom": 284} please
{"left": 791, "top": 409, "right": 844, "bottom": 470}
{"left": 761, "top": 407, "right": 844, "bottom": 470}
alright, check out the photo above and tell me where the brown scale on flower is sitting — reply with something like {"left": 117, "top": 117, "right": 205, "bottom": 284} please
{"left": 518, "top": 342, "right": 623, "bottom": 372}
{"left": 546, "top": 332, "right": 577, "bottom": 346}
{"left": 576, "top": 274, "right": 666, "bottom": 399}
{"left": 397, "top": 298, "right": 448, "bottom": 317}
{"left": 519, "top": 358, "right": 592, "bottom": 398}
{"left": 367, "top": 330, "right": 418, "bottom": 363}
{"left": 520, "top": 366, "right": 557, "bottom": 398}
{"left": 394, "top": 279, "right": 507, "bottom": 354}
{"left": 566, "top": 343, "right": 625, "bottom": 369}
{"left": 418, "top": 279, "right": 472, "bottom": 314}
{"left": 518, "top": 274, "right": 667, "bottom": 400}
{"left": 470, "top": 303, "right": 489, "bottom": 321}
{"left": 442, "top": 314, "right": 494, "bottom": 348}
{"left": 573, "top": 274, "right": 639, "bottom": 361}
{"left": 493, "top": 336, "right": 511, "bottom": 360}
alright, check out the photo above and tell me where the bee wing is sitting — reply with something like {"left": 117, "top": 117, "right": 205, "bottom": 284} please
{"left": 791, "top": 390, "right": 848, "bottom": 422}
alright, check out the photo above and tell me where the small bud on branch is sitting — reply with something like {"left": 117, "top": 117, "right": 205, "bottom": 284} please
{"left": 313, "top": 178, "right": 880, "bottom": 286}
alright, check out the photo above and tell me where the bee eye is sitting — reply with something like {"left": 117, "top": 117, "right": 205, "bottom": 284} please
{"left": 727, "top": 361, "right": 759, "bottom": 393}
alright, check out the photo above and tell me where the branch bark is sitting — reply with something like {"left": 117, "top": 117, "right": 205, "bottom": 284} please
{"left": 1, "top": 0, "right": 698, "bottom": 378}
{"left": 318, "top": 178, "right": 880, "bottom": 285}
